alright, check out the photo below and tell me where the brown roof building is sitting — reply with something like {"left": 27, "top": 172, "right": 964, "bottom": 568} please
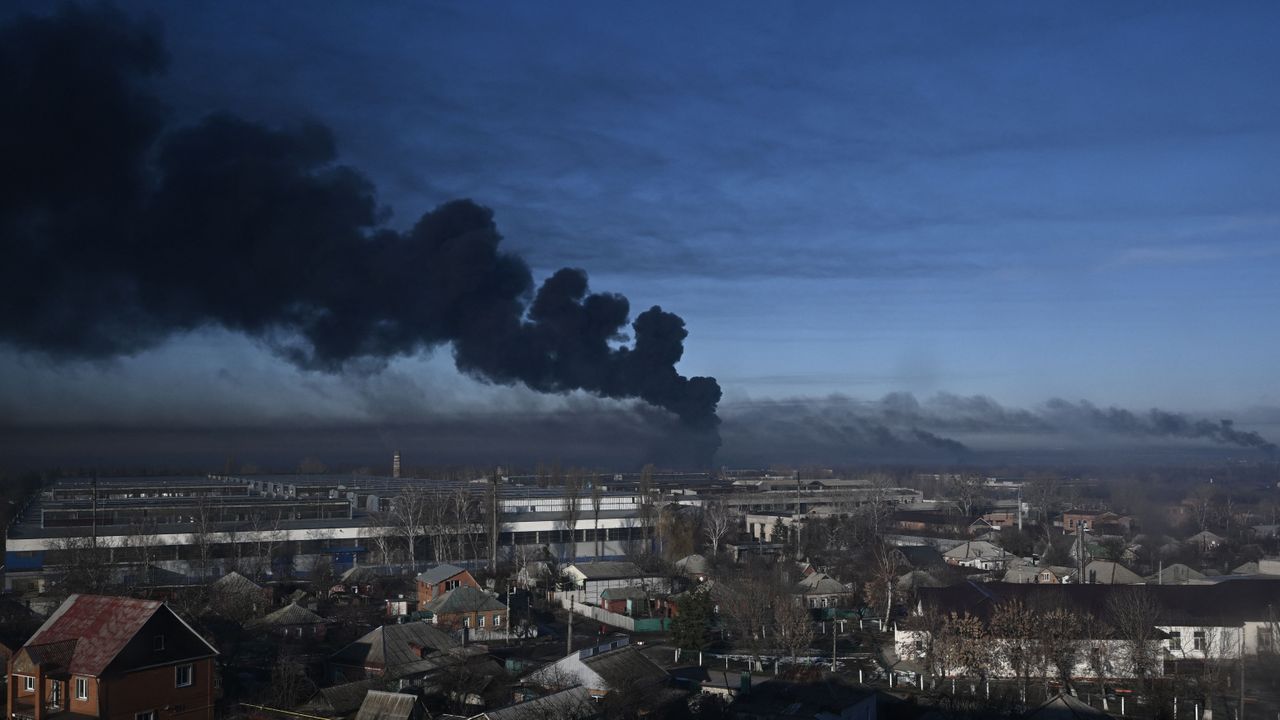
{"left": 7, "top": 594, "right": 218, "bottom": 720}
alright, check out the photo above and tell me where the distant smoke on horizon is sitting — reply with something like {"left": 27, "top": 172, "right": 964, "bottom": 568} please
{"left": 0, "top": 6, "right": 720, "bottom": 464}
{"left": 717, "top": 392, "right": 1276, "bottom": 466}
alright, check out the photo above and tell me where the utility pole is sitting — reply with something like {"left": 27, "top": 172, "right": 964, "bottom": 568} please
{"left": 1017, "top": 485, "right": 1023, "bottom": 531}
{"left": 794, "top": 472, "right": 802, "bottom": 558}
{"left": 91, "top": 475, "right": 98, "bottom": 550}
{"left": 489, "top": 469, "right": 500, "bottom": 574}
{"left": 832, "top": 619, "right": 838, "bottom": 673}
{"left": 567, "top": 596, "right": 575, "bottom": 656}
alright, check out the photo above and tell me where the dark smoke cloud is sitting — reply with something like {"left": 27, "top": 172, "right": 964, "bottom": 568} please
{"left": 0, "top": 7, "right": 720, "bottom": 463}
{"left": 718, "top": 393, "right": 1274, "bottom": 466}
{"left": 1042, "top": 399, "right": 1277, "bottom": 453}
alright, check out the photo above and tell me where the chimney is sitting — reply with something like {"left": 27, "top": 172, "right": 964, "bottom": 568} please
{"left": 393, "top": 451, "right": 401, "bottom": 479}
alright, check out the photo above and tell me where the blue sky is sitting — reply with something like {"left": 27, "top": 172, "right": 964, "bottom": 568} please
{"left": 2, "top": 1, "right": 1279, "bottom": 465}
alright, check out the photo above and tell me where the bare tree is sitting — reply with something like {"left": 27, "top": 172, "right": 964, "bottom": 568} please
{"left": 562, "top": 469, "right": 583, "bottom": 564}
{"left": 948, "top": 474, "right": 985, "bottom": 518}
{"left": 590, "top": 479, "right": 604, "bottom": 562}
{"left": 720, "top": 567, "right": 777, "bottom": 672}
{"left": 864, "top": 543, "right": 904, "bottom": 621}
{"left": 391, "top": 485, "right": 432, "bottom": 567}
{"left": 1037, "top": 607, "right": 1085, "bottom": 690}
{"left": 990, "top": 600, "right": 1039, "bottom": 704}
{"left": 1105, "top": 587, "right": 1162, "bottom": 685}
{"left": 701, "top": 499, "right": 734, "bottom": 557}
{"left": 638, "top": 463, "right": 656, "bottom": 556}
{"left": 774, "top": 598, "right": 814, "bottom": 664}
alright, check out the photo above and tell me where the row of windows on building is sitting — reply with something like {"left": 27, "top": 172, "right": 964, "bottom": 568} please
{"left": 18, "top": 663, "right": 194, "bottom": 702}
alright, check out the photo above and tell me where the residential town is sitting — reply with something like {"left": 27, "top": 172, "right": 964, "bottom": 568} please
{"left": 1, "top": 465, "right": 1277, "bottom": 720}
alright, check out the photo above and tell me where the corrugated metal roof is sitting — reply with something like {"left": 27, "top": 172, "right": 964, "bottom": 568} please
{"left": 248, "top": 602, "right": 325, "bottom": 628}
{"left": 422, "top": 587, "right": 505, "bottom": 616}
{"left": 354, "top": 691, "right": 418, "bottom": 720}
{"left": 330, "top": 621, "right": 459, "bottom": 670}
{"left": 415, "top": 564, "right": 467, "bottom": 586}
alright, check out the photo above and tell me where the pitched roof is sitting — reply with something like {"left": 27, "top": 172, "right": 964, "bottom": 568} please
{"left": 944, "top": 540, "right": 1005, "bottom": 560}
{"left": 248, "top": 602, "right": 326, "bottom": 628}
{"left": 566, "top": 561, "right": 647, "bottom": 580}
{"left": 416, "top": 564, "right": 468, "bottom": 586}
{"left": 599, "top": 586, "right": 649, "bottom": 601}
{"left": 301, "top": 679, "right": 389, "bottom": 715}
{"left": 479, "top": 686, "right": 594, "bottom": 720}
{"left": 1084, "top": 561, "right": 1143, "bottom": 585}
{"left": 795, "top": 572, "right": 847, "bottom": 596}
{"left": 581, "top": 645, "right": 668, "bottom": 689}
{"left": 331, "top": 621, "right": 459, "bottom": 670}
{"left": 212, "top": 571, "right": 264, "bottom": 595}
{"left": 354, "top": 691, "right": 419, "bottom": 720}
{"left": 1146, "top": 563, "right": 1206, "bottom": 585}
{"left": 1024, "top": 691, "right": 1112, "bottom": 719}
{"left": 422, "top": 586, "right": 506, "bottom": 616}
{"left": 23, "top": 594, "right": 215, "bottom": 677}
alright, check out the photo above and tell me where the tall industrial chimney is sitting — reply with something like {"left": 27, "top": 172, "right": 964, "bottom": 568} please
{"left": 392, "top": 451, "right": 401, "bottom": 479}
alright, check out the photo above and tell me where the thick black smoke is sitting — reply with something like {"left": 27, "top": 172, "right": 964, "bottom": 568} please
{"left": 0, "top": 7, "right": 721, "bottom": 463}
{"left": 1042, "top": 400, "right": 1277, "bottom": 453}
{"left": 719, "top": 393, "right": 1273, "bottom": 465}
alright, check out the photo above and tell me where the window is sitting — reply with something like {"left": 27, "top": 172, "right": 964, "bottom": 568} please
{"left": 76, "top": 678, "right": 88, "bottom": 700}
{"left": 136, "top": 711, "right": 156, "bottom": 720}
{"left": 1194, "top": 631, "right": 1206, "bottom": 651}
{"left": 463, "top": 616, "right": 471, "bottom": 628}
{"left": 493, "top": 614, "right": 502, "bottom": 628}
{"left": 176, "top": 664, "right": 193, "bottom": 688}
{"left": 479, "top": 614, "right": 486, "bottom": 628}
{"left": 1169, "top": 631, "right": 1182, "bottom": 650}
{"left": 22, "top": 676, "right": 34, "bottom": 692}
{"left": 153, "top": 635, "right": 165, "bottom": 651}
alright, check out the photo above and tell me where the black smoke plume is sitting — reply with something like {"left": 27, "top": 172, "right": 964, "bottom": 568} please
{"left": 0, "top": 6, "right": 721, "bottom": 463}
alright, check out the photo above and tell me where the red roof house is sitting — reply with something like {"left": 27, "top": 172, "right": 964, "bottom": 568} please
{"left": 7, "top": 594, "right": 218, "bottom": 720}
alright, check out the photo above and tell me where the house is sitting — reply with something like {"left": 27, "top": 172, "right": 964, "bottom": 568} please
{"left": 1062, "top": 511, "right": 1133, "bottom": 535}
{"left": 599, "top": 587, "right": 650, "bottom": 616}
{"left": 1146, "top": 563, "right": 1205, "bottom": 585}
{"left": 1024, "top": 692, "right": 1111, "bottom": 720}
{"left": 245, "top": 601, "right": 330, "bottom": 640}
{"left": 470, "top": 686, "right": 594, "bottom": 720}
{"left": 336, "top": 566, "right": 382, "bottom": 596}
{"left": 1083, "top": 560, "right": 1143, "bottom": 585}
{"left": 891, "top": 511, "right": 969, "bottom": 535}
{"left": 353, "top": 690, "right": 426, "bottom": 720}
{"left": 794, "top": 573, "right": 851, "bottom": 609}
{"left": 526, "top": 637, "right": 667, "bottom": 699}
{"left": 297, "top": 679, "right": 390, "bottom": 719}
{"left": 208, "top": 571, "right": 270, "bottom": 615}
{"left": 674, "top": 554, "right": 709, "bottom": 580}
{"left": 890, "top": 546, "right": 944, "bottom": 570}
{"left": 725, "top": 678, "right": 878, "bottom": 720}
{"left": 416, "top": 565, "right": 480, "bottom": 605}
{"left": 422, "top": 586, "right": 507, "bottom": 633}
{"left": 329, "top": 621, "right": 460, "bottom": 680}
{"left": 745, "top": 512, "right": 799, "bottom": 542}
{"left": 943, "top": 541, "right": 1008, "bottom": 570}
{"left": 561, "top": 562, "right": 668, "bottom": 605}
{"left": 7, "top": 594, "right": 218, "bottom": 720}
{"left": 978, "top": 510, "right": 1021, "bottom": 530}
{"left": 904, "top": 579, "right": 1280, "bottom": 675}
{"left": 1185, "top": 530, "right": 1225, "bottom": 551}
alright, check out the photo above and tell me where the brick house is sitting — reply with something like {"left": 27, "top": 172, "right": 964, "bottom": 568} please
{"left": 7, "top": 594, "right": 218, "bottom": 720}
{"left": 421, "top": 587, "right": 507, "bottom": 633}
{"left": 414, "top": 565, "right": 479, "bottom": 606}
